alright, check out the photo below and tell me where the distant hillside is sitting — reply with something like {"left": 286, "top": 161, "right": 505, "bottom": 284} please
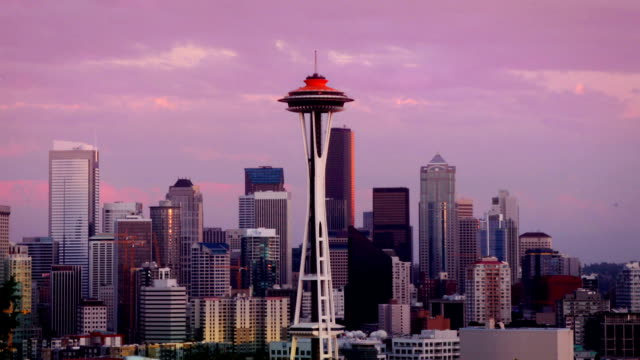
{"left": 582, "top": 262, "right": 625, "bottom": 297}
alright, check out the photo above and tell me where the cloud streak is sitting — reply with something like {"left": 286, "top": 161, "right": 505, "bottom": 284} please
{"left": 87, "top": 44, "right": 237, "bottom": 70}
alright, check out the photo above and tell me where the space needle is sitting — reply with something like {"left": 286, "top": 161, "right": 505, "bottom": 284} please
{"left": 279, "top": 58, "right": 353, "bottom": 360}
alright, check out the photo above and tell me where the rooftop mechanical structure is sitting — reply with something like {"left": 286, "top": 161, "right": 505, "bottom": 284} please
{"left": 279, "top": 70, "right": 353, "bottom": 360}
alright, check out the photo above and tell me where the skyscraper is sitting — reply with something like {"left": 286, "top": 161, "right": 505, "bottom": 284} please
{"left": 50, "top": 265, "right": 82, "bottom": 337}
{"left": 372, "top": 187, "right": 412, "bottom": 263}
{"left": 483, "top": 190, "right": 519, "bottom": 283}
{"left": 419, "top": 154, "right": 458, "bottom": 280}
{"left": 326, "top": 127, "right": 355, "bottom": 230}
{"left": 241, "top": 228, "right": 280, "bottom": 296}
{"left": 150, "top": 200, "right": 181, "bottom": 276}
{"left": 279, "top": 70, "right": 353, "bottom": 360}
{"left": 615, "top": 262, "right": 640, "bottom": 312}
{"left": 139, "top": 268, "right": 187, "bottom": 344}
{"left": 329, "top": 237, "right": 348, "bottom": 289}
{"left": 519, "top": 232, "right": 552, "bottom": 264}
{"left": 191, "top": 242, "right": 230, "bottom": 298}
{"left": 3, "top": 245, "right": 32, "bottom": 343}
{"left": 166, "top": 179, "right": 203, "bottom": 289}
{"left": 203, "top": 227, "right": 226, "bottom": 244}
{"left": 345, "top": 227, "right": 393, "bottom": 330}
{"left": 0, "top": 205, "right": 10, "bottom": 258}
{"left": 102, "top": 202, "right": 143, "bottom": 234}
{"left": 88, "top": 234, "right": 115, "bottom": 331}
{"left": 362, "top": 211, "right": 374, "bottom": 236}
{"left": 465, "top": 257, "right": 511, "bottom": 326}
{"left": 239, "top": 191, "right": 292, "bottom": 286}
{"left": 114, "top": 215, "right": 152, "bottom": 340}
{"left": 391, "top": 256, "right": 411, "bottom": 305}
{"left": 21, "top": 236, "right": 55, "bottom": 289}
{"left": 49, "top": 140, "right": 100, "bottom": 298}
{"left": 245, "top": 166, "right": 285, "bottom": 195}
{"left": 457, "top": 200, "right": 479, "bottom": 294}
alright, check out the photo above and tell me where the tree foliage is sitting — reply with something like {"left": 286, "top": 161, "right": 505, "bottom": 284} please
{"left": 0, "top": 276, "right": 21, "bottom": 359}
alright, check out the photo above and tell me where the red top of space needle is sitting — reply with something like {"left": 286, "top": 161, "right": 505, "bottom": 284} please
{"left": 278, "top": 55, "right": 353, "bottom": 113}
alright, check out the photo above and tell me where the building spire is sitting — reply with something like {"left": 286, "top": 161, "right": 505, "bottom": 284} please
{"left": 314, "top": 50, "right": 318, "bottom": 75}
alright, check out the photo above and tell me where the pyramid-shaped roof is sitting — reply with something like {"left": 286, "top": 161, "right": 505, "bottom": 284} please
{"left": 429, "top": 153, "right": 447, "bottom": 164}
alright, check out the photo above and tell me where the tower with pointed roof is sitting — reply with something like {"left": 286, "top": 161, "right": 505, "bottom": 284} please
{"left": 419, "top": 154, "right": 459, "bottom": 282}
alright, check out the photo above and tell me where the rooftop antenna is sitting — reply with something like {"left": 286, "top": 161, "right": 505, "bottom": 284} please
{"left": 314, "top": 50, "right": 318, "bottom": 74}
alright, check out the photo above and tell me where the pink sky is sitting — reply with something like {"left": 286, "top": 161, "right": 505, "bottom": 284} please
{"left": 1, "top": 1, "right": 639, "bottom": 263}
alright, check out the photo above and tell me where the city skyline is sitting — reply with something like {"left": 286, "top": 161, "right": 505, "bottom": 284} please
{"left": 1, "top": 2, "right": 640, "bottom": 264}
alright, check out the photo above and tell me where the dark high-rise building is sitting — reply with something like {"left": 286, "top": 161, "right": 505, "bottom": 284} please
{"left": 429, "top": 296, "right": 466, "bottom": 330}
{"left": 522, "top": 248, "right": 563, "bottom": 282}
{"left": 345, "top": 227, "right": 392, "bottom": 330}
{"left": 585, "top": 312, "right": 640, "bottom": 358}
{"left": 483, "top": 190, "right": 519, "bottom": 283}
{"left": 326, "top": 199, "right": 348, "bottom": 235}
{"left": 326, "top": 127, "right": 355, "bottom": 230}
{"left": 419, "top": 154, "right": 458, "bottom": 281}
{"left": 456, "top": 200, "right": 479, "bottom": 294}
{"left": 21, "top": 236, "right": 55, "bottom": 289}
{"left": 245, "top": 167, "right": 285, "bottom": 195}
{"left": 362, "top": 211, "right": 373, "bottom": 236}
{"left": 372, "top": 188, "right": 412, "bottom": 263}
{"left": 0, "top": 205, "right": 10, "bottom": 258}
{"left": 150, "top": 200, "right": 181, "bottom": 273}
{"left": 241, "top": 228, "right": 279, "bottom": 297}
{"left": 203, "top": 227, "right": 226, "bottom": 244}
{"left": 114, "top": 216, "right": 152, "bottom": 341}
{"left": 50, "top": 265, "right": 82, "bottom": 337}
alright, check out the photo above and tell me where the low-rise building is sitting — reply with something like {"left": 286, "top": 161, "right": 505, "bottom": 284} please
{"left": 387, "top": 330, "right": 460, "bottom": 360}
{"left": 379, "top": 302, "right": 410, "bottom": 336}
{"left": 459, "top": 327, "right": 574, "bottom": 360}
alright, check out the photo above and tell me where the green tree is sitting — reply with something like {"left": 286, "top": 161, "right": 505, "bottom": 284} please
{"left": 0, "top": 276, "right": 21, "bottom": 359}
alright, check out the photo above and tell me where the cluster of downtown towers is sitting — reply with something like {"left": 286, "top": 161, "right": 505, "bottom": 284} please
{"left": 25, "top": 128, "right": 520, "bottom": 342}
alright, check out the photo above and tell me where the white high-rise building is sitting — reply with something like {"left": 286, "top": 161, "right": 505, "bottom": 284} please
{"left": 465, "top": 257, "right": 512, "bottom": 326}
{"left": 392, "top": 256, "right": 411, "bottom": 305}
{"left": 139, "top": 268, "right": 187, "bottom": 344}
{"left": 190, "top": 242, "right": 230, "bottom": 298}
{"left": 88, "top": 234, "right": 115, "bottom": 331}
{"left": 239, "top": 191, "right": 292, "bottom": 286}
{"left": 102, "top": 202, "right": 142, "bottom": 234}
{"left": 616, "top": 262, "right": 640, "bottom": 312}
{"left": 49, "top": 140, "right": 100, "bottom": 298}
